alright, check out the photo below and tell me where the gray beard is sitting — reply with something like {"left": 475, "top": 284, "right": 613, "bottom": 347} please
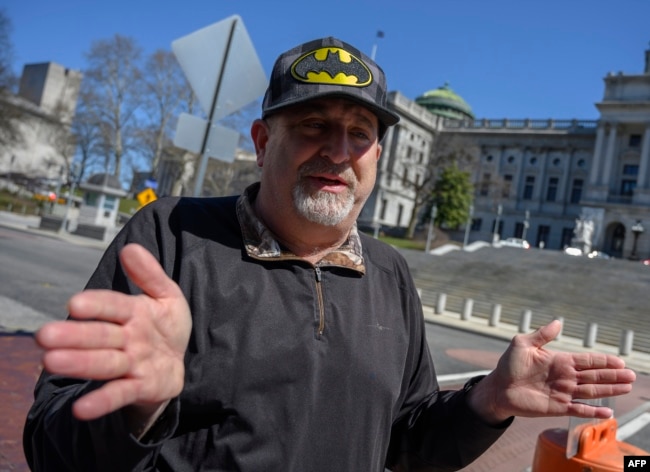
{"left": 292, "top": 161, "right": 357, "bottom": 226}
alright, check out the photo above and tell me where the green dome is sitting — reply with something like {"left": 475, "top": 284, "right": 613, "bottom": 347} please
{"left": 415, "top": 83, "right": 474, "bottom": 120}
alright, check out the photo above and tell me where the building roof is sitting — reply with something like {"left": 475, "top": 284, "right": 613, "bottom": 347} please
{"left": 415, "top": 82, "right": 475, "bottom": 120}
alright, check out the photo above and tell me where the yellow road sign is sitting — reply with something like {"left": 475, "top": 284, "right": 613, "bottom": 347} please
{"left": 137, "top": 188, "right": 157, "bottom": 207}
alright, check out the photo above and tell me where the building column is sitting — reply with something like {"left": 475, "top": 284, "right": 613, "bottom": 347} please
{"left": 637, "top": 123, "right": 650, "bottom": 189}
{"left": 601, "top": 123, "right": 618, "bottom": 188}
{"left": 589, "top": 123, "right": 607, "bottom": 185}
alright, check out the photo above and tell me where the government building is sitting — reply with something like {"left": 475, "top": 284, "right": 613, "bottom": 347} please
{"left": 360, "top": 46, "right": 650, "bottom": 260}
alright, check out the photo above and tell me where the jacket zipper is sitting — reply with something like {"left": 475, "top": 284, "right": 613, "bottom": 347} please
{"left": 314, "top": 266, "right": 325, "bottom": 337}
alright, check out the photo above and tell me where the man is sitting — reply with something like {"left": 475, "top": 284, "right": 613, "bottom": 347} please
{"left": 24, "top": 37, "right": 635, "bottom": 471}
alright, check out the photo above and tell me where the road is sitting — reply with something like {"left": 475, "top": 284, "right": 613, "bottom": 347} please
{"left": 0, "top": 221, "right": 648, "bottom": 471}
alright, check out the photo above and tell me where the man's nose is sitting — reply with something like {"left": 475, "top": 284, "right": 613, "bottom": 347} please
{"left": 320, "top": 129, "right": 350, "bottom": 164}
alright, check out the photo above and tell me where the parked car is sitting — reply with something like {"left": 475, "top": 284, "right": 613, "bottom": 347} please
{"left": 498, "top": 237, "right": 530, "bottom": 249}
{"left": 563, "top": 246, "right": 583, "bottom": 256}
{"left": 587, "top": 250, "right": 610, "bottom": 259}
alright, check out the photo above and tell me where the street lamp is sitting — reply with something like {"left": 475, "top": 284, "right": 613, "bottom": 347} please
{"left": 630, "top": 220, "right": 644, "bottom": 260}
{"left": 492, "top": 204, "right": 502, "bottom": 245}
{"left": 463, "top": 204, "right": 474, "bottom": 249}
{"left": 522, "top": 210, "right": 530, "bottom": 242}
{"left": 425, "top": 204, "right": 438, "bottom": 253}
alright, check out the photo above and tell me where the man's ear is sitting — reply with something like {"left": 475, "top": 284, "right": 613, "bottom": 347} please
{"left": 251, "top": 119, "right": 269, "bottom": 167}
{"left": 376, "top": 143, "right": 382, "bottom": 162}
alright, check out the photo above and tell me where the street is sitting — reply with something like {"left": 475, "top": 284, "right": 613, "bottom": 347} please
{"left": 0, "top": 222, "right": 648, "bottom": 471}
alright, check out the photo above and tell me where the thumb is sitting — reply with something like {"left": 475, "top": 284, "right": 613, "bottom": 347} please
{"left": 527, "top": 319, "right": 562, "bottom": 349}
{"left": 119, "top": 243, "right": 182, "bottom": 300}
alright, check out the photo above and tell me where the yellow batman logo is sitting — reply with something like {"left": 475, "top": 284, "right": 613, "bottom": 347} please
{"left": 291, "top": 47, "right": 372, "bottom": 87}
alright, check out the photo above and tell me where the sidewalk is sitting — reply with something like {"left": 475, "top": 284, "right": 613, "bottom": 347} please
{"left": 0, "top": 210, "right": 110, "bottom": 250}
{"left": 2, "top": 211, "right": 649, "bottom": 471}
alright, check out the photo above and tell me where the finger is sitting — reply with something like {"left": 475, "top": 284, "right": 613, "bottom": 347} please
{"left": 119, "top": 244, "right": 183, "bottom": 301}
{"left": 72, "top": 378, "right": 140, "bottom": 421}
{"left": 525, "top": 320, "right": 562, "bottom": 348}
{"left": 36, "top": 320, "right": 126, "bottom": 350}
{"left": 565, "top": 402, "right": 614, "bottom": 419}
{"left": 572, "top": 352, "right": 627, "bottom": 370}
{"left": 575, "top": 367, "right": 637, "bottom": 385}
{"left": 67, "top": 289, "right": 144, "bottom": 324}
{"left": 42, "top": 349, "right": 130, "bottom": 380}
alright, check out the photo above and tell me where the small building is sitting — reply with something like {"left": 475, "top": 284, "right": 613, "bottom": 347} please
{"left": 74, "top": 173, "right": 127, "bottom": 240}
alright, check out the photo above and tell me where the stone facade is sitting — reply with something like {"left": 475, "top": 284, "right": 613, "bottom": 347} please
{"left": 364, "top": 48, "right": 650, "bottom": 260}
{"left": 0, "top": 62, "right": 82, "bottom": 184}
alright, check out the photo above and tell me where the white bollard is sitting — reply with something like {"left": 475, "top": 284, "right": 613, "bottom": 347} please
{"left": 584, "top": 322, "right": 598, "bottom": 348}
{"left": 489, "top": 304, "right": 501, "bottom": 327}
{"left": 519, "top": 309, "right": 532, "bottom": 333}
{"left": 619, "top": 329, "right": 634, "bottom": 356}
{"left": 461, "top": 298, "right": 473, "bottom": 321}
{"left": 435, "top": 293, "right": 446, "bottom": 315}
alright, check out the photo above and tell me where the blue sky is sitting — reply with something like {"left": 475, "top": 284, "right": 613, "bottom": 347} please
{"left": 2, "top": 0, "right": 649, "bottom": 120}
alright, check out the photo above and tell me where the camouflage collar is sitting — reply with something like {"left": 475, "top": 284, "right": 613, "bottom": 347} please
{"left": 236, "top": 183, "right": 366, "bottom": 274}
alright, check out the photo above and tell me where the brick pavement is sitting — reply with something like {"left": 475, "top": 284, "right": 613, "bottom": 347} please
{"left": 4, "top": 330, "right": 648, "bottom": 471}
{"left": 0, "top": 333, "right": 41, "bottom": 472}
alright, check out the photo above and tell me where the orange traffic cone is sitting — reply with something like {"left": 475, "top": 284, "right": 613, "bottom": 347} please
{"left": 531, "top": 417, "right": 648, "bottom": 471}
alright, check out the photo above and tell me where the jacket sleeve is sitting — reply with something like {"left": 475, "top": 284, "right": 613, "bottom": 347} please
{"left": 23, "top": 203, "right": 181, "bottom": 471}
{"left": 385, "top": 271, "right": 512, "bottom": 471}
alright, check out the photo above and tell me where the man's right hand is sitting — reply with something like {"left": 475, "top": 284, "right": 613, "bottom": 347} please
{"left": 35, "top": 243, "right": 192, "bottom": 430}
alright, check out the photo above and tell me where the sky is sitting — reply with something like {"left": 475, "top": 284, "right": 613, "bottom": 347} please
{"left": 2, "top": 0, "right": 649, "bottom": 121}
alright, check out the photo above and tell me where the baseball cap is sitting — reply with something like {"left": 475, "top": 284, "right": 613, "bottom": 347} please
{"left": 262, "top": 37, "right": 400, "bottom": 137}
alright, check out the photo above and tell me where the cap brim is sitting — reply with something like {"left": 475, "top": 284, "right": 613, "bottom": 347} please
{"left": 262, "top": 91, "right": 400, "bottom": 129}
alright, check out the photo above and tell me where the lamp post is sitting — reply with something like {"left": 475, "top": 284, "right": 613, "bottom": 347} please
{"left": 463, "top": 204, "right": 474, "bottom": 249}
{"left": 630, "top": 220, "right": 644, "bottom": 260}
{"left": 492, "top": 204, "right": 502, "bottom": 245}
{"left": 425, "top": 204, "right": 438, "bottom": 253}
{"left": 522, "top": 210, "right": 530, "bottom": 242}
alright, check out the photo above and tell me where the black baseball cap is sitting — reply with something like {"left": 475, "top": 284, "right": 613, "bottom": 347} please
{"left": 262, "top": 37, "right": 400, "bottom": 136}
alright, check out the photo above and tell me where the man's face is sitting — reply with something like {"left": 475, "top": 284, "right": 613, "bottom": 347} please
{"left": 252, "top": 98, "right": 382, "bottom": 227}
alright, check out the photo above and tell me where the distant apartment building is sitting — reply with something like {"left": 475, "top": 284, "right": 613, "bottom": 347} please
{"left": 0, "top": 62, "right": 82, "bottom": 184}
{"left": 361, "top": 47, "right": 650, "bottom": 260}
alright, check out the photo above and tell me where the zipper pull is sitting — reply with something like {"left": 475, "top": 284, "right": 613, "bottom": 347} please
{"left": 314, "top": 266, "right": 322, "bottom": 282}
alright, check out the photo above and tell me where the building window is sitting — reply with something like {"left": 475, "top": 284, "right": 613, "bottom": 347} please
{"left": 629, "top": 134, "right": 641, "bottom": 147}
{"left": 561, "top": 228, "right": 573, "bottom": 248}
{"left": 570, "top": 179, "right": 583, "bottom": 203}
{"left": 471, "top": 218, "right": 482, "bottom": 231}
{"left": 546, "top": 177, "right": 558, "bottom": 201}
{"left": 418, "top": 152, "right": 424, "bottom": 164}
{"left": 479, "top": 173, "right": 491, "bottom": 196}
{"left": 402, "top": 168, "right": 408, "bottom": 186}
{"left": 514, "top": 222, "right": 524, "bottom": 239}
{"left": 623, "top": 164, "right": 639, "bottom": 176}
{"left": 486, "top": 154, "right": 493, "bottom": 162}
{"left": 529, "top": 157, "right": 537, "bottom": 165}
{"left": 396, "top": 204, "right": 404, "bottom": 226}
{"left": 621, "top": 179, "right": 636, "bottom": 196}
{"left": 406, "top": 147, "right": 412, "bottom": 159}
{"left": 577, "top": 159, "right": 586, "bottom": 168}
{"left": 553, "top": 158, "right": 561, "bottom": 166}
{"left": 536, "top": 225, "right": 550, "bottom": 248}
{"left": 523, "top": 176, "right": 535, "bottom": 200}
{"left": 507, "top": 155, "right": 515, "bottom": 164}
{"left": 380, "top": 199, "right": 388, "bottom": 219}
{"left": 502, "top": 174, "right": 512, "bottom": 198}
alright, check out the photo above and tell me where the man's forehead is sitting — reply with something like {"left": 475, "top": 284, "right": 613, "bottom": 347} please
{"left": 282, "top": 98, "right": 379, "bottom": 125}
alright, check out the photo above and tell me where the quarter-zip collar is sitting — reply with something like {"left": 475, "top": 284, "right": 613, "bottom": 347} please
{"left": 236, "top": 183, "right": 366, "bottom": 275}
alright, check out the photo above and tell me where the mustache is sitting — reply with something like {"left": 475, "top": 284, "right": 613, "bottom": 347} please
{"left": 297, "top": 160, "right": 356, "bottom": 186}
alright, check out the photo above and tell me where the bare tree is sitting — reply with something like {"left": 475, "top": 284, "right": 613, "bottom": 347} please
{"left": 0, "top": 8, "right": 23, "bottom": 151}
{"left": 82, "top": 34, "right": 143, "bottom": 181}
{"left": 388, "top": 130, "right": 477, "bottom": 239}
{"left": 138, "top": 49, "right": 189, "bottom": 177}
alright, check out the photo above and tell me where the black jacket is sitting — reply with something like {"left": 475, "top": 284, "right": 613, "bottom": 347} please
{"left": 24, "top": 189, "right": 509, "bottom": 471}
